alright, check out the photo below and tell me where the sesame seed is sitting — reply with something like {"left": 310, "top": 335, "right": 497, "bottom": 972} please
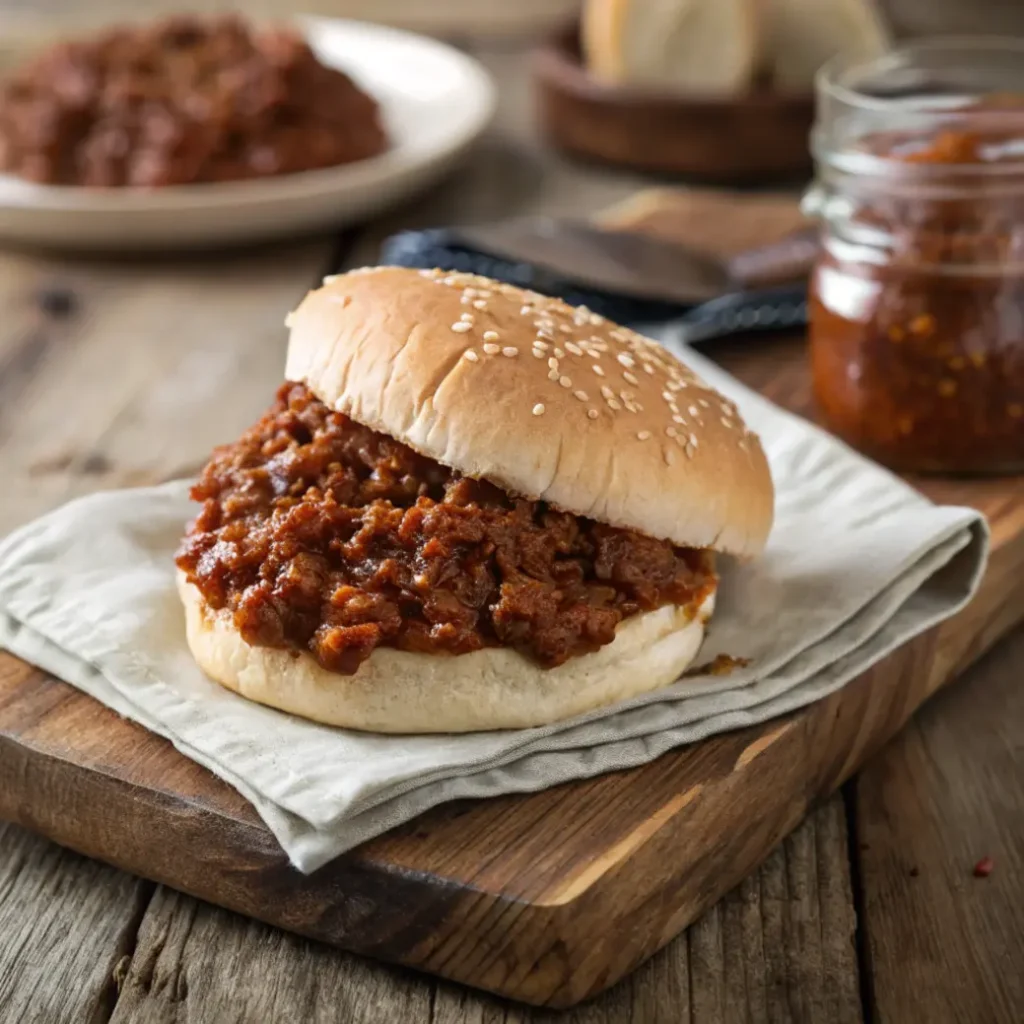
{"left": 666, "top": 426, "right": 677, "bottom": 437}
{"left": 477, "top": 289, "right": 492, "bottom": 298}
{"left": 699, "top": 399, "right": 710, "bottom": 408}
{"left": 533, "top": 340, "right": 550, "bottom": 350}
{"left": 548, "top": 369, "right": 560, "bottom": 381}
{"left": 451, "top": 322, "right": 473, "bottom": 333}
{"left": 689, "top": 434, "right": 699, "bottom": 448}
{"left": 473, "top": 300, "right": 487, "bottom": 310}
{"left": 483, "top": 343, "right": 500, "bottom": 355}
{"left": 532, "top": 348, "right": 546, "bottom": 358}
{"left": 520, "top": 306, "right": 533, "bottom": 315}
{"left": 668, "top": 380, "right": 682, "bottom": 391}
{"left": 548, "top": 357, "right": 559, "bottom": 369}
{"left": 637, "top": 430, "right": 651, "bottom": 441}
{"left": 617, "top": 353, "right": 635, "bottom": 368}
{"left": 532, "top": 403, "right": 545, "bottom": 416}
{"left": 554, "top": 347, "right": 566, "bottom": 359}
{"left": 662, "top": 391, "right": 673, "bottom": 402}
{"left": 459, "top": 312, "right": 474, "bottom": 322}
{"left": 623, "top": 371, "right": 639, "bottom": 385}
{"left": 559, "top": 376, "right": 572, "bottom": 388}
{"left": 502, "top": 347, "right": 518, "bottom": 358}
{"left": 721, "top": 417, "right": 732, "bottom": 428}
{"left": 673, "top": 414, "right": 685, "bottom": 424}
{"left": 607, "top": 398, "right": 622, "bottom": 410}
{"left": 559, "top": 324, "right": 573, "bottom": 334}
{"left": 565, "top": 342, "right": 583, "bottom": 356}
{"left": 688, "top": 405, "right": 699, "bottom": 417}
{"left": 600, "top": 385, "right": 614, "bottom": 399}
{"left": 483, "top": 330, "right": 499, "bottom": 341}
{"left": 593, "top": 365, "right": 605, "bottom": 377}
{"left": 643, "top": 364, "right": 655, "bottom": 374}
{"left": 587, "top": 409, "right": 599, "bottom": 419}
{"left": 463, "top": 349, "right": 479, "bottom": 362}
{"left": 574, "top": 390, "right": 588, "bottom": 401}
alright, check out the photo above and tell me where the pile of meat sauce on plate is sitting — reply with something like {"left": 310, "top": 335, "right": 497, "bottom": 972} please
{"left": 176, "top": 383, "right": 717, "bottom": 675}
{"left": 0, "top": 15, "right": 387, "bottom": 187}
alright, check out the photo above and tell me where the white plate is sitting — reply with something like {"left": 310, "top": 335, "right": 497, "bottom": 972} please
{"left": 0, "top": 17, "right": 496, "bottom": 250}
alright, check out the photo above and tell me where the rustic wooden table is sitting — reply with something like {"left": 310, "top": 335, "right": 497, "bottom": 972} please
{"left": 0, "top": 20, "right": 1022, "bottom": 1024}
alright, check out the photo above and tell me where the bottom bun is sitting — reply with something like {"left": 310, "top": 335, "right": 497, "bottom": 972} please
{"left": 178, "top": 574, "right": 716, "bottom": 734}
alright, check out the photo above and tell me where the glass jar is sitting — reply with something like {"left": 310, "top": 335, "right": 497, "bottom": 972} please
{"left": 805, "top": 40, "right": 1024, "bottom": 474}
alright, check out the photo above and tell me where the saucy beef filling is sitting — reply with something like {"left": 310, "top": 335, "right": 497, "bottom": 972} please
{"left": 176, "top": 383, "right": 716, "bottom": 674}
{"left": 0, "top": 15, "right": 387, "bottom": 187}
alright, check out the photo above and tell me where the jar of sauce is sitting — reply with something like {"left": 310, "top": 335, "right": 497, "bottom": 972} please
{"left": 805, "top": 40, "right": 1024, "bottom": 474}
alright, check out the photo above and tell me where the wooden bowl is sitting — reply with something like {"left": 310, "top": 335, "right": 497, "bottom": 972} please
{"left": 532, "top": 23, "right": 815, "bottom": 182}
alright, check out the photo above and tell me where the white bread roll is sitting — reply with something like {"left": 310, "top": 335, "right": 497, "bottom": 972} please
{"left": 582, "top": 0, "right": 761, "bottom": 95}
{"left": 768, "top": 0, "right": 890, "bottom": 91}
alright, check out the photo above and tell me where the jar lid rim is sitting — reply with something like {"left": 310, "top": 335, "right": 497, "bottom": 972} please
{"left": 818, "top": 36, "right": 1024, "bottom": 114}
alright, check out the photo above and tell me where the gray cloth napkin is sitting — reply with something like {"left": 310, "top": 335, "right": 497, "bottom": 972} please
{"left": 0, "top": 352, "right": 988, "bottom": 873}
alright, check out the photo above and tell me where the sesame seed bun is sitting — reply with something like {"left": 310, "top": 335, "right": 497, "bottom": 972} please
{"left": 284, "top": 267, "right": 774, "bottom": 557}
{"left": 178, "top": 572, "right": 716, "bottom": 733}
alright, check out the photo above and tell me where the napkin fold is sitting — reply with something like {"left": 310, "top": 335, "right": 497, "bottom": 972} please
{"left": 0, "top": 352, "right": 988, "bottom": 873}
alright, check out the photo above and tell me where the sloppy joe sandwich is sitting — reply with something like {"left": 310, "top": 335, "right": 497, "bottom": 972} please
{"left": 175, "top": 268, "right": 773, "bottom": 733}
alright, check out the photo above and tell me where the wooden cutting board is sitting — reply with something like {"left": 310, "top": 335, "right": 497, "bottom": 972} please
{"left": 1, "top": 201, "right": 1023, "bottom": 1009}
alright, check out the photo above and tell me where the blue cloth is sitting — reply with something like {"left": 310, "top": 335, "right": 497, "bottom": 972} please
{"left": 378, "top": 227, "right": 807, "bottom": 341}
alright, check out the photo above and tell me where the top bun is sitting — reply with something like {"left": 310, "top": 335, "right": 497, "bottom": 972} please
{"left": 284, "top": 267, "right": 773, "bottom": 557}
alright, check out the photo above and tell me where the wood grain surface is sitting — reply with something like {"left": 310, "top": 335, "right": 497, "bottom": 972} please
{"left": 856, "top": 626, "right": 1024, "bottom": 1024}
{"left": 0, "top": 19, "right": 1023, "bottom": 1024}
{"left": 0, "top": 823, "right": 153, "bottom": 1024}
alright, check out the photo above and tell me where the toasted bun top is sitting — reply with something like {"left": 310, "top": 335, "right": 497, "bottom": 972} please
{"left": 284, "top": 267, "right": 773, "bottom": 556}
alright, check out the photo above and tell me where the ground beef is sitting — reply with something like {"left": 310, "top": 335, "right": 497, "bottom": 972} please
{"left": 0, "top": 15, "right": 387, "bottom": 187}
{"left": 176, "top": 383, "right": 716, "bottom": 674}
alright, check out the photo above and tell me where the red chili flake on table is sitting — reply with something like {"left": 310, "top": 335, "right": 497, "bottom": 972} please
{"left": 973, "top": 856, "right": 994, "bottom": 878}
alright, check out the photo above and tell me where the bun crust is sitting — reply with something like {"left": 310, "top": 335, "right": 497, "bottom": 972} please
{"left": 285, "top": 267, "right": 773, "bottom": 557}
{"left": 179, "top": 575, "right": 715, "bottom": 733}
